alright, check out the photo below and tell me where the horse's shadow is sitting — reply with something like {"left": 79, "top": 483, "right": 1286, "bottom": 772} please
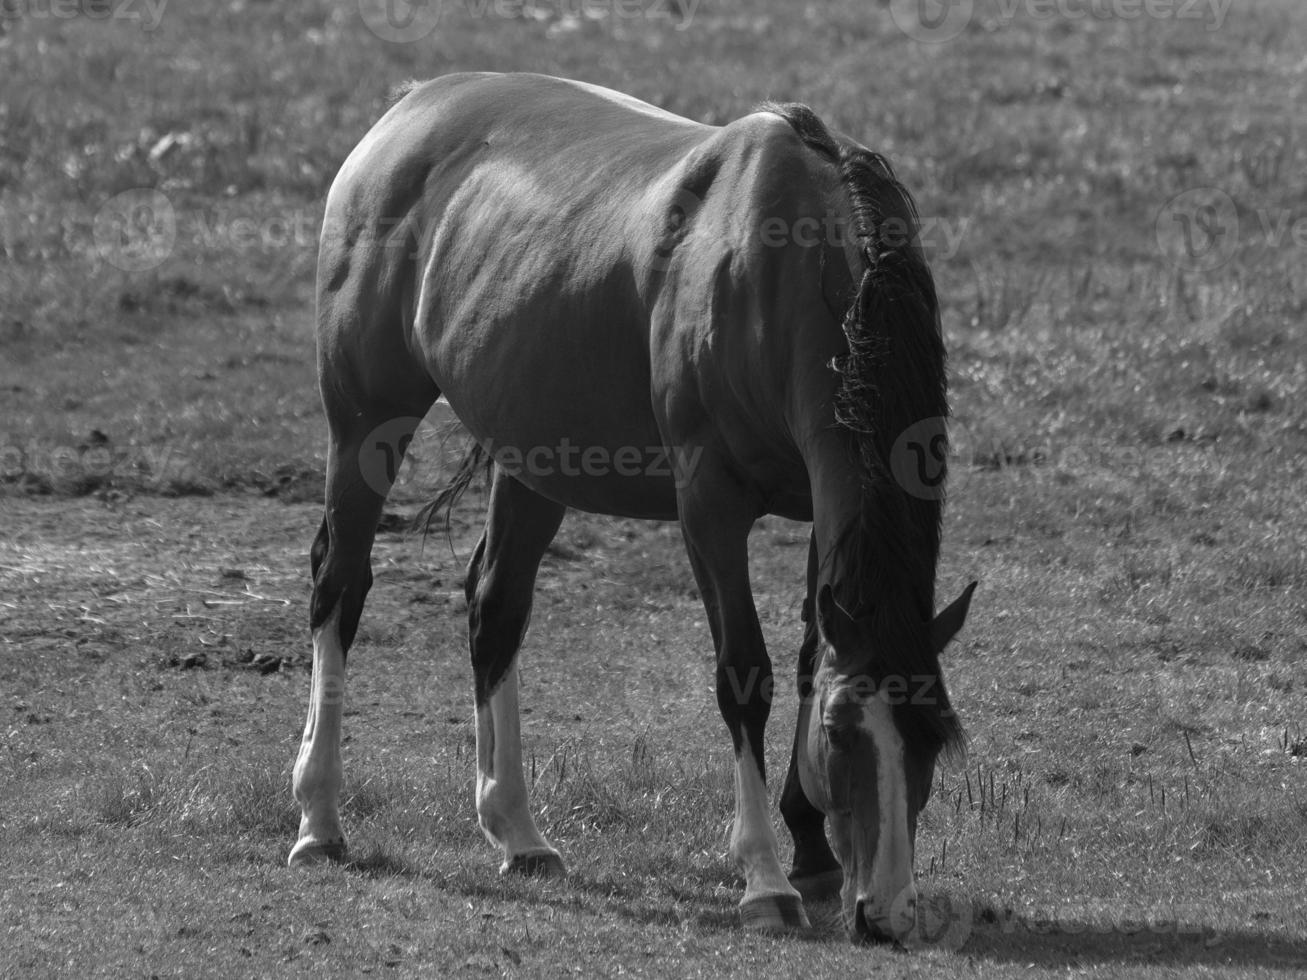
{"left": 342, "top": 852, "right": 1305, "bottom": 967}
{"left": 959, "top": 913, "right": 1306, "bottom": 970}
{"left": 343, "top": 846, "right": 745, "bottom": 934}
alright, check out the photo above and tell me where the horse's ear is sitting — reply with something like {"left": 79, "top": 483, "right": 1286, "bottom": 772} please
{"left": 931, "top": 581, "right": 977, "bottom": 653}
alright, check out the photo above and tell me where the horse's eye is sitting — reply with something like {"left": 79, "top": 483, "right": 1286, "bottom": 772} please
{"left": 824, "top": 723, "right": 857, "bottom": 752}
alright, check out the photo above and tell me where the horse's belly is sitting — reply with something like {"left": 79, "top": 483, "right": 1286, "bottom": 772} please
{"left": 440, "top": 368, "right": 680, "bottom": 520}
{"left": 513, "top": 466, "right": 681, "bottom": 520}
{"left": 418, "top": 201, "right": 678, "bottom": 516}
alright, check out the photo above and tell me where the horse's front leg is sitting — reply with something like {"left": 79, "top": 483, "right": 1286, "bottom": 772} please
{"left": 678, "top": 469, "right": 809, "bottom": 932}
{"left": 779, "top": 533, "right": 843, "bottom": 900}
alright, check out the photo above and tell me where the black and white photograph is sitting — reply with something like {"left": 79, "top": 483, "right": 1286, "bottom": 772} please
{"left": 1, "top": 0, "right": 1304, "bottom": 975}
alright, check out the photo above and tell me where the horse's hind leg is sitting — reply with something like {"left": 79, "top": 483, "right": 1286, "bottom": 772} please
{"left": 289, "top": 381, "right": 435, "bottom": 866}
{"left": 467, "top": 468, "right": 567, "bottom": 876}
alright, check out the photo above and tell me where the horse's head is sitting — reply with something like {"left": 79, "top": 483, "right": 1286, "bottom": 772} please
{"left": 799, "top": 581, "right": 975, "bottom": 944}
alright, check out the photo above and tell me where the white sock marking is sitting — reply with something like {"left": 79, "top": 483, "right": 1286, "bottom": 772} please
{"left": 475, "top": 660, "right": 559, "bottom": 867}
{"left": 290, "top": 608, "right": 346, "bottom": 862}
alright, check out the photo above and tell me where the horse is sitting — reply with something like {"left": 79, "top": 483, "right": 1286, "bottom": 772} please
{"left": 289, "top": 72, "right": 975, "bottom": 945}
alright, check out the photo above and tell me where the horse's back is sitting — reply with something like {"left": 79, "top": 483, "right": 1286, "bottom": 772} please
{"left": 322, "top": 72, "right": 711, "bottom": 251}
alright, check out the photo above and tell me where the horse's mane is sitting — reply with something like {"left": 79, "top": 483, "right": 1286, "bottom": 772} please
{"left": 761, "top": 102, "right": 963, "bottom": 759}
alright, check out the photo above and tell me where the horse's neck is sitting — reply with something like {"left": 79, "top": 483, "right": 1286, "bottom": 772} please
{"left": 797, "top": 428, "right": 870, "bottom": 580}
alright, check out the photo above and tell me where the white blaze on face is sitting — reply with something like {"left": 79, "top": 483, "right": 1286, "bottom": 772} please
{"left": 857, "top": 690, "right": 916, "bottom": 936}
{"left": 804, "top": 628, "right": 920, "bottom": 940}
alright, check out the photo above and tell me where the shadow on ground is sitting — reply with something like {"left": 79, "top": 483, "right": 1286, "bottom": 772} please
{"left": 967, "top": 917, "right": 1306, "bottom": 971}
{"left": 329, "top": 848, "right": 1307, "bottom": 966}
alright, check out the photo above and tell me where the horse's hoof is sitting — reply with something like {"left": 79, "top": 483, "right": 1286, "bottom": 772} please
{"left": 740, "top": 892, "right": 811, "bottom": 932}
{"left": 288, "top": 837, "right": 347, "bottom": 867}
{"left": 502, "top": 851, "right": 566, "bottom": 878}
{"left": 789, "top": 869, "right": 844, "bottom": 903}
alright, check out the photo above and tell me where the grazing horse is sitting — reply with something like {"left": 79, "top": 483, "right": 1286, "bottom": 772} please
{"left": 290, "top": 72, "right": 975, "bottom": 944}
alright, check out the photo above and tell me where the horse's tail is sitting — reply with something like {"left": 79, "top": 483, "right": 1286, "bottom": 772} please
{"left": 414, "top": 439, "right": 493, "bottom": 539}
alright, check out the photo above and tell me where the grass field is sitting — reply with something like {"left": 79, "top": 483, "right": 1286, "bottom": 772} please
{"left": 2, "top": 0, "right": 1306, "bottom": 976}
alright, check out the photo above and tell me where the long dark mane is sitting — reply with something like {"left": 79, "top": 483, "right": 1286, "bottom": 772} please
{"left": 762, "top": 102, "right": 963, "bottom": 758}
